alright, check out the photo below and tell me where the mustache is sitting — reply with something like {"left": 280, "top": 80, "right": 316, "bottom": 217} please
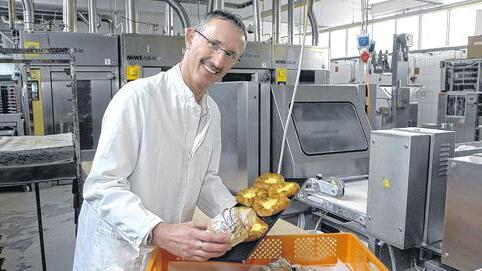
{"left": 200, "top": 59, "right": 222, "bottom": 73}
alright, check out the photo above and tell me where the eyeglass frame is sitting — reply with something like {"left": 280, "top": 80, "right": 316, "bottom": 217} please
{"left": 194, "top": 29, "right": 241, "bottom": 63}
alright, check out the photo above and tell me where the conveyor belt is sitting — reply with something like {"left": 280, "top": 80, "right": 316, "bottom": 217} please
{"left": 298, "top": 179, "right": 368, "bottom": 226}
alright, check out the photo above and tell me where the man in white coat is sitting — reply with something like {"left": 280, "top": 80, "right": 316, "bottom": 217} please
{"left": 73, "top": 10, "right": 247, "bottom": 270}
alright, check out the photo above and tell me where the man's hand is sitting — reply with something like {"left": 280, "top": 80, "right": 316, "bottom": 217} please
{"left": 151, "top": 221, "right": 231, "bottom": 261}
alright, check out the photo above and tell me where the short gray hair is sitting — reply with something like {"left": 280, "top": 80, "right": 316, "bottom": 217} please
{"left": 195, "top": 10, "right": 247, "bottom": 41}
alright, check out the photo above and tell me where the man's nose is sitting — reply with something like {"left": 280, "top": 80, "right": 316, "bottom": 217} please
{"left": 212, "top": 50, "right": 228, "bottom": 67}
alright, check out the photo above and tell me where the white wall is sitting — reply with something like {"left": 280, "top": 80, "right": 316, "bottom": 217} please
{"left": 328, "top": 49, "right": 467, "bottom": 125}
{"left": 476, "top": 9, "right": 482, "bottom": 35}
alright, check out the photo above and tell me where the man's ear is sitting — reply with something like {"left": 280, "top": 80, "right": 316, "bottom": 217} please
{"left": 185, "top": 27, "right": 195, "bottom": 50}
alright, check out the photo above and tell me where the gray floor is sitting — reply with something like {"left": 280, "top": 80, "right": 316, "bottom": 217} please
{"left": 0, "top": 184, "right": 76, "bottom": 271}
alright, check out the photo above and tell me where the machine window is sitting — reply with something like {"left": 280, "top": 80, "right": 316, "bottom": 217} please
{"left": 77, "top": 80, "right": 94, "bottom": 150}
{"left": 291, "top": 102, "right": 368, "bottom": 155}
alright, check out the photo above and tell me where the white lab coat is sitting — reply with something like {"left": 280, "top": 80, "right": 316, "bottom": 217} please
{"left": 73, "top": 65, "right": 236, "bottom": 270}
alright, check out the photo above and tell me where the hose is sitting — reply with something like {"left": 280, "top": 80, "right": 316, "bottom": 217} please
{"left": 388, "top": 244, "right": 397, "bottom": 271}
{"left": 276, "top": 0, "right": 311, "bottom": 174}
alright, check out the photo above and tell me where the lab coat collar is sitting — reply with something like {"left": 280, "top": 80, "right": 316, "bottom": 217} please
{"left": 170, "top": 64, "right": 211, "bottom": 111}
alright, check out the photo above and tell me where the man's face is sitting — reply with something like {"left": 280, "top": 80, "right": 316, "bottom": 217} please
{"left": 183, "top": 18, "right": 246, "bottom": 92}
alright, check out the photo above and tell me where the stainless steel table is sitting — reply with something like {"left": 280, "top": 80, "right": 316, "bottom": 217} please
{"left": 0, "top": 133, "right": 80, "bottom": 271}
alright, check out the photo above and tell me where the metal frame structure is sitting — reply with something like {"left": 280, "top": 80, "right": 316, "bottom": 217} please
{"left": 439, "top": 58, "right": 482, "bottom": 142}
{"left": 0, "top": 47, "right": 80, "bottom": 271}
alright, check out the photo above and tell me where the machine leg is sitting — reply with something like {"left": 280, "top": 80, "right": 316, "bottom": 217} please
{"left": 35, "top": 183, "right": 47, "bottom": 271}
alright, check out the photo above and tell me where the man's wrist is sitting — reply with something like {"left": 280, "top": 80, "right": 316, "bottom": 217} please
{"left": 147, "top": 221, "right": 165, "bottom": 246}
{"left": 146, "top": 231, "right": 154, "bottom": 245}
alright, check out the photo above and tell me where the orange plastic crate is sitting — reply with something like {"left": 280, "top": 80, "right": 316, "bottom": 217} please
{"left": 146, "top": 233, "right": 388, "bottom": 271}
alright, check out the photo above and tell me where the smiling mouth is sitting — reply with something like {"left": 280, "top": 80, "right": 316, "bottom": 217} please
{"left": 201, "top": 59, "right": 221, "bottom": 75}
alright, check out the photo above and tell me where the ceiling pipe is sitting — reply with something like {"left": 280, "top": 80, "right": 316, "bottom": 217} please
{"left": 207, "top": 0, "right": 223, "bottom": 12}
{"left": 98, "top": 14, "right": 115, "bottom": 34}
{"left": 63, "top": 0, "right": 77, "bottom": 32}
{"left": 77, "top": 11, "right": 88, "bottom": 24}
{"left": 253, "top": 0, "right": 261, "bottom": 42}
{"left": 2, "top": 0, "right": 250, "bottom": 11}
{"left": 164, "top": 4, "right": 173, "bottom": 35}
{"left": 152, "top": 0, "right": 191, "bottom": 28}
{"left": 307, "top": 0, "right": 318, "bottom": 45}
{"left": 287, "top": 0, "right": 294, "bottom": 44}
{"left": 126, "top": 0, "right": 136, "bottom": 33}
{"left": 88, "top": 0, "right": 97, "bottom": 33}
{"left": 7, "top": 0, "right": 14, "bottom": 29}
{"left": 20, "top": 0, "right": 33, "bottom": 31}
{"left": 1, "top": 4, "right": 114, "bottom": 33}
{"left": 232, "top": 0, "right": 252, "bottom": 9}
{"left": 272, "top": 0, "right": 280, "bottom": 44}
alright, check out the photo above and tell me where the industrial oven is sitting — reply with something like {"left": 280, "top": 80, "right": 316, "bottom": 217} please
{"left": 119, "top": 33, "right": 330, "bottom": 86}
{"left": 19, "top": 31, "right": 119, "bottom": 160}
{"left": 209, "top": 83, "right": 372, "bottom": 193}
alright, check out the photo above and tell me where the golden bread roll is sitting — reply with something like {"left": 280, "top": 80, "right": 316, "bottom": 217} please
{"left": 236, "top": 187, "right": 268, "bottom": 207}
{"left": 252, "top": 195, "right": 290, "bottom": 217}
{"left": 268, "top": 182, "right": 300, "bottom": 198}
{"left": 253, "top": 173, "right": 285, "bottom": 190}
{"left": 245, "top": 216, "right": 269, "bottom": 242}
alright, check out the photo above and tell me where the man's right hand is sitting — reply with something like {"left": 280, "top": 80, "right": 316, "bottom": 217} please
{"left": 151, "top": 221, "right": 232, "bottom": 261}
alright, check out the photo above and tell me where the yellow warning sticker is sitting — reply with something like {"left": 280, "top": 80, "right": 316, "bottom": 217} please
{"left": 383, "top": 178, "right": 390, "bottom": 189}
{"left": 126, "top": 65, "right": 141, "bottom": 81}
{"left": 276, "top": 68, "right": 287, "bottom": 83}
{"left": 23, "top": 40, "right": 41, "bottom": 58}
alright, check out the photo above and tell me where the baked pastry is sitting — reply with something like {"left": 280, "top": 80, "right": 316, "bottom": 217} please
{"left": 236, "top": 187, "right": 268, "bottom": 207}
{"left": 253, "top": 173, "right": 285, "bottom": 190}
{"left": 252, "top": 195, "right": 290, "bottom": 217}
{"left": 245, "top": 215, "right": 269, "bottom": 242}
{"left": 268, "top": 182, "right": 300, "bottom": 198}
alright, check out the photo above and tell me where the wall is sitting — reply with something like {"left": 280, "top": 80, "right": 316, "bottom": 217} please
{"left": 329, "top": 49, "right": 467, "bottom": 125}
{"left": 410, "top": 49, "right": 466, "bottom": 124}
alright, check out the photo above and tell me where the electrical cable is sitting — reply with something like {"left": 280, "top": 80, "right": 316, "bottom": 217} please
{"left": 313, "top": 212, "right": 327, "bottom": 232}
{"left": 119, "top": 15, "right": 162, "bottom": 28}
{"left": 276, "top": 0, "right": 311, "bottom": 174}
{"left": 364, "top": 62, "right": 372, "bottom": 122}
{"left": 388, "top": 244, "right": 397, "bottom": 271}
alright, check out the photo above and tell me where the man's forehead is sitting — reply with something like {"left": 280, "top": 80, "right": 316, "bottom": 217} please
{"left": 203, "top": 18, "right": 245, "bottom": 40}
{"left": 201, "top": 19, "right": 246, "bottom": 51}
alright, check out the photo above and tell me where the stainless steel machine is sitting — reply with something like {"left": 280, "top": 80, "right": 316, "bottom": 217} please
{"left": 272, "top": 44, "right": 329, "bottom": 85}
{"left": 367, "top": 129, "right": 430, "bottom": 249}
{"left": 120, "top": 34, "right": 185, "bottom": 84}
{"left": 19, "top": 32, "right": 119, "bottom": 160}
{"left": 367, "top": 128, "right": 455, "bottom": 250}
{"left": 119, "top": 34, "right": 330, "bottom": 85}
{"left": 270, "top": 84, "right": 371, "bottom": 179}
{"left": 442, "top": 154, "right": 482, "bottom": 271}
{"left": 207, "top": 81, "right": 270, "bottom": 192}
{"left": 208, "top": 83, "right": 373, "bottom": 193}
{"left": 376, "top": 34, "right": 417, "bottom": 129}
{"left": 439, "top": 58, "right": 482, "bottom": 143}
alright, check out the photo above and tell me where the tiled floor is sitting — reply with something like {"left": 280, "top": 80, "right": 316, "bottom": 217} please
{"left": 0, "top": 184, "right": 76, "bottom": 271}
